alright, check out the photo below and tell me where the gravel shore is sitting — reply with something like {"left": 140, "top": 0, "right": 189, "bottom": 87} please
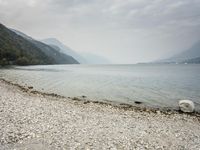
{"left": 0, "top": 79, "right": 200, "bottom": 150}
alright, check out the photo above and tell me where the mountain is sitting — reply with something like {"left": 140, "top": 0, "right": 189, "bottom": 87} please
{"left": 11, "top": 29, "right": 79, "bottom": 65}
{"left": 10, "top": 29, "right": 34, "bottom": 41}
{"left": 157, "top": 41, "right": 200, "bottom": 64}
{"left": 42, "top": 38, "right": 111, "bottom": 64}
{"left": 80, "top": 52, "right": 110, "bottom": 64}
{"left": 182, "top": 57, "right": 200, "bottom": 64}
{"left": 42, "top": 38, "right": 86, "bottom": 63}
{"left": 0, "top": 24, "right": 79, "bottom": 66}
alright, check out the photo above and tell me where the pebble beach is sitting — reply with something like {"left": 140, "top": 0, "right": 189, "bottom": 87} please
{"left": 0, "top": 79, "right": 200, "bottom": 150}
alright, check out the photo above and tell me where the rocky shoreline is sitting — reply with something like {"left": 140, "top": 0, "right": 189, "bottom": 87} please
{"left": 0, "top": 79, "right": 200, "bottom": 149}
{"left": 1, "top": 78, "right": 200, "bottom": 116}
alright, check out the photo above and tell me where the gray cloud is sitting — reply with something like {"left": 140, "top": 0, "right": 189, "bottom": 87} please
{"left": 0, "top": 0, "right": 200, "bottom": 63}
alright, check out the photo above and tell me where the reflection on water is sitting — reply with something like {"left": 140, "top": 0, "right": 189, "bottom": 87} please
{"left": 0, "top": 64, "right": 200, "bottom": 110}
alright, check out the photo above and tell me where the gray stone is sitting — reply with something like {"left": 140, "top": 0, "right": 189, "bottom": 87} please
{"left": 179, "top": 100, "right": 195, "bottom": 113}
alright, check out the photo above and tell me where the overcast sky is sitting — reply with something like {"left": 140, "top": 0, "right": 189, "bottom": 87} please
{"left": 0, "top": 0, "right": 200, "bottom": 64}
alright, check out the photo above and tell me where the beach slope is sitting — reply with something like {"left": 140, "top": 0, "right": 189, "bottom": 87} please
{"left": 0, "top": 80, "right": 200, "bottom": 149}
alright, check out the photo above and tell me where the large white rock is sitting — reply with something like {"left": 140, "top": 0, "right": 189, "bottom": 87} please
{"left": 179, "top": 100, "right": 195, "bottom": 113}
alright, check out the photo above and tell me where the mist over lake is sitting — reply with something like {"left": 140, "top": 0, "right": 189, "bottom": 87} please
{"left": 1, "top": 64, "right": 200, "bottom": 111}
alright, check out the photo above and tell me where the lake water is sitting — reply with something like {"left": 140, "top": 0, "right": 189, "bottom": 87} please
{"left": 0, "top": 64, "right": 200, "bottom": 111}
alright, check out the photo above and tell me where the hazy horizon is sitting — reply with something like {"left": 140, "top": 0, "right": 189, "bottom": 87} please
{"left": 0, "top": 0, "right": 200, "bottom": 64}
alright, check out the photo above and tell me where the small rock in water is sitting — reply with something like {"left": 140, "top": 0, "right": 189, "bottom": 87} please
{"left": 179, "top": 100, "right": 195, "bottom": 113}
{"left": 82, "top": 95, "right": 87, "bottom": 98}
{"left": 134, "top": 101, "right": 142, "bottom": 104}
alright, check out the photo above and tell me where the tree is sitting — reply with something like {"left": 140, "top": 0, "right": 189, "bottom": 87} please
{"left": 16, "top": 56, "right": 29, "bottom": 65}
{"left": 0, "top": 58, "right": 9, "bottom": 66}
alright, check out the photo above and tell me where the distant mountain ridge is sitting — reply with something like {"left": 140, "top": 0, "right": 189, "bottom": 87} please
{"left": 42, "top": 38, "right": 111, "bottom": 64}
{"left": 156, "top": 41, "right": 200, "bottom": 64}
{"left": 183, "top": 57, "right": 200, "bottom": 64}
{"left": 42, "top": 38, "right": 87, "bottom": 64}
{"left": 0, "top": 24, "right": 79, "bottom": 66}
{"left": 80, "top": 52, "right": 111, "bottom": 64}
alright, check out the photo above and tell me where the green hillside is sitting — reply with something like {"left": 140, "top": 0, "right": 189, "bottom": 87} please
{"left": 0, "top": 23, "right": 79, "bottom": 66}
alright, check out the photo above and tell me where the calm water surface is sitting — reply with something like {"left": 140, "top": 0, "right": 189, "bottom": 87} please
{"left": 0, "top": 64, "right": 200, "bottom": 110}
